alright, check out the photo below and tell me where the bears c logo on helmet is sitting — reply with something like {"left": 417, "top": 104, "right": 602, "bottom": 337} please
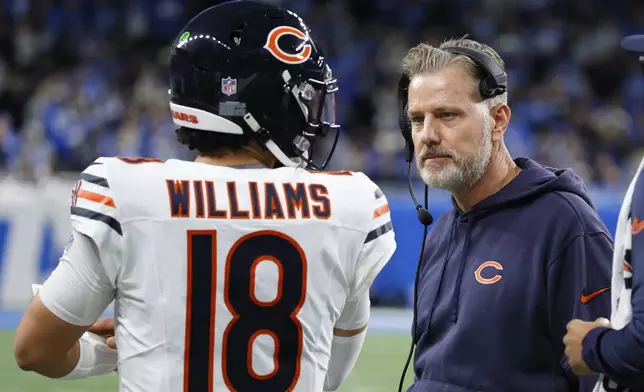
{"left": 264, "top": 26, "right": 312, "bottom": 64}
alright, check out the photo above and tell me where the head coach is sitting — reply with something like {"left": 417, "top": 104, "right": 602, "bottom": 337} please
{"left": 396, "top": 37, "right": 614, "bottom": 392}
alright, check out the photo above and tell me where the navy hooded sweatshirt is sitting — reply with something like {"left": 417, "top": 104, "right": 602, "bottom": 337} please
{"left": 409, "top": 158, "right": 613, "bottom": 392}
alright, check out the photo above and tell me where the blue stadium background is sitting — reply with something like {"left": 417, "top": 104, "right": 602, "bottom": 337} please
{"left": 0, "top": 0, "right": 642, "bottom": 309}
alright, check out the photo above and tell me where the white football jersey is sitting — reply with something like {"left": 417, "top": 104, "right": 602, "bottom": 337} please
{"left": 65, "top": 157, "right": 396, "bottom": 392}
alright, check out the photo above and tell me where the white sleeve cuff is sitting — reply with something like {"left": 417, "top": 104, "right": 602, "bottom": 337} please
{"left": 335, "top": 291, "right": 370, "bottom": 331}
{"left": 39, "top": 261, "right": 98, "bottom": 326}
{"left": 39, "top": 231, "right": 115, "bottom": 326}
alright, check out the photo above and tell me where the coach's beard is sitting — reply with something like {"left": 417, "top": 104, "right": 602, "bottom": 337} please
{"left": 417, "top": 120, "right": 492, "bottom": 191}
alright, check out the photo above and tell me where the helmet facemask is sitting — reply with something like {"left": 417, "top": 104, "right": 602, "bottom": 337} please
{"left": 267, "top": 66, "right": 340, "bottom": 170}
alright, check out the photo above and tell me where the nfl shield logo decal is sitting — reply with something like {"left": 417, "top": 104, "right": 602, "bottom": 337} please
{"left": 221, "top": 77, "right": 237, "bottom": 96}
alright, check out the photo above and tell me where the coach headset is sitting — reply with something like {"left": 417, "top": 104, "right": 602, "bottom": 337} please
{"left": 396, "top": 45, "right": 507, "bottom": 391}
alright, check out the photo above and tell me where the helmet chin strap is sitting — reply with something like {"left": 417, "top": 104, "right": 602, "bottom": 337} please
{"left": 243, "top": 113, "right": 307, "bottom": 169}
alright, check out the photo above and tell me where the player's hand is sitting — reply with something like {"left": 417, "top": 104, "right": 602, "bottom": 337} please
{"left": 563, "top": 318, "right": 610, "bottom": 375}
{"left": 87, "top": 318, "right": 116, "bottom": 349}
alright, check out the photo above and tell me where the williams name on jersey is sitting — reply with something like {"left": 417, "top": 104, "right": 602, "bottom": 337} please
{"left": 165, "top": 176, "right": 332, "bottom": 220}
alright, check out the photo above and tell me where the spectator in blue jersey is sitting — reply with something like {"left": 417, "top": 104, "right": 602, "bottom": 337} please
{"left": 401, "top": 37, "right": 613, "bottom": 392}
{"left": 564, "top": 35, "right": 644, "bottom": 391}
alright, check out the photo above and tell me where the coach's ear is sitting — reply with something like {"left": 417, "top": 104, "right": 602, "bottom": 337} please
{"left": 490, "top": 103, "right": 511, "bottom": 142}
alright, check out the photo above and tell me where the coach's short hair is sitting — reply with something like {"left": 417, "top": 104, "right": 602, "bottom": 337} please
{"left": 401, "top": 36, "right": 508, "bottom": 107}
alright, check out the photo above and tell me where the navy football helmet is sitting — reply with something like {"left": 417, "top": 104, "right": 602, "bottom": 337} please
{"left": 169, "top": 0, "right": 339, "bottom": 169}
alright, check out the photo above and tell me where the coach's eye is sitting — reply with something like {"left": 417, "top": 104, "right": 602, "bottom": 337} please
{"left": 439, "top": 112, "right": 454, "bottom": 119}
{"left": 410, "top": 116, "right": 424, "bottom": 124}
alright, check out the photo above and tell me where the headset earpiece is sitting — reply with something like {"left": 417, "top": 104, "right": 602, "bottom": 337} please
{"left": 441, "top": 46, "right": 507, "bottom": 99}
{"left": 397, "top": 74, "right": 415, "bottom": 163}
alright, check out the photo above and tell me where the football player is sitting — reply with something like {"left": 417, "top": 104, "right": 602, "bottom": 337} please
{"left": 13, "top": 2, "right": 396, "bottom": 391}
{"left": 564, "top": 35, "right": 644, "bottom": 391}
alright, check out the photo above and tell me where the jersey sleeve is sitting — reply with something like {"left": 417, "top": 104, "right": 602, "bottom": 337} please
{"left": 69, "top": 158, "right": 124, "bottom": 283}
{"left": 349, "top": 174, "right": 397, "bottom": 299}
{"left": 38, "top": 229, "right": 115, "bottom": 326}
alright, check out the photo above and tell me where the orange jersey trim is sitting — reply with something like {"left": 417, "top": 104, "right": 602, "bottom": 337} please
{"left": 373, "top": 204, "right": 390, "bottom": 219}
{"left": 77, "top": 189, "right": 115, "bottom": 208}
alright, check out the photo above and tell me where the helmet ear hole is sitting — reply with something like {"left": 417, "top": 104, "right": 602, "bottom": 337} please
{"left": 230, "top": 22, "right": 246, "bottom": 45}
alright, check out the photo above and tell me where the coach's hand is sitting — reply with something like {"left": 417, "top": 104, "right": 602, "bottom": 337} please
{"left": 564, "top": 318, "right": 610, "bottom": 375}
{"left": 88, "top": 318, "right": 116, "bottom": 349}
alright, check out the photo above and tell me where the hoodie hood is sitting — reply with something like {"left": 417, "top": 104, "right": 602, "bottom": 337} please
{"left": 456, "top": 157, "right": 596, "bottom": 218}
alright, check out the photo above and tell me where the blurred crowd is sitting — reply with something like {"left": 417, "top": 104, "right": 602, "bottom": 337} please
{"left": 0, "top": 0, "right": 643, "bottom": 186}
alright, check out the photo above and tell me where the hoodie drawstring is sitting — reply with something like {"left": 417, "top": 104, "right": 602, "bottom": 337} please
{"left": 451, "top": 218, "right": 475, "bottom": 323}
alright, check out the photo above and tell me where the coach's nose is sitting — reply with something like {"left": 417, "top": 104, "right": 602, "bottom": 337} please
{"left": 418, "top": 117, "right": 441, "bottom": 147}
